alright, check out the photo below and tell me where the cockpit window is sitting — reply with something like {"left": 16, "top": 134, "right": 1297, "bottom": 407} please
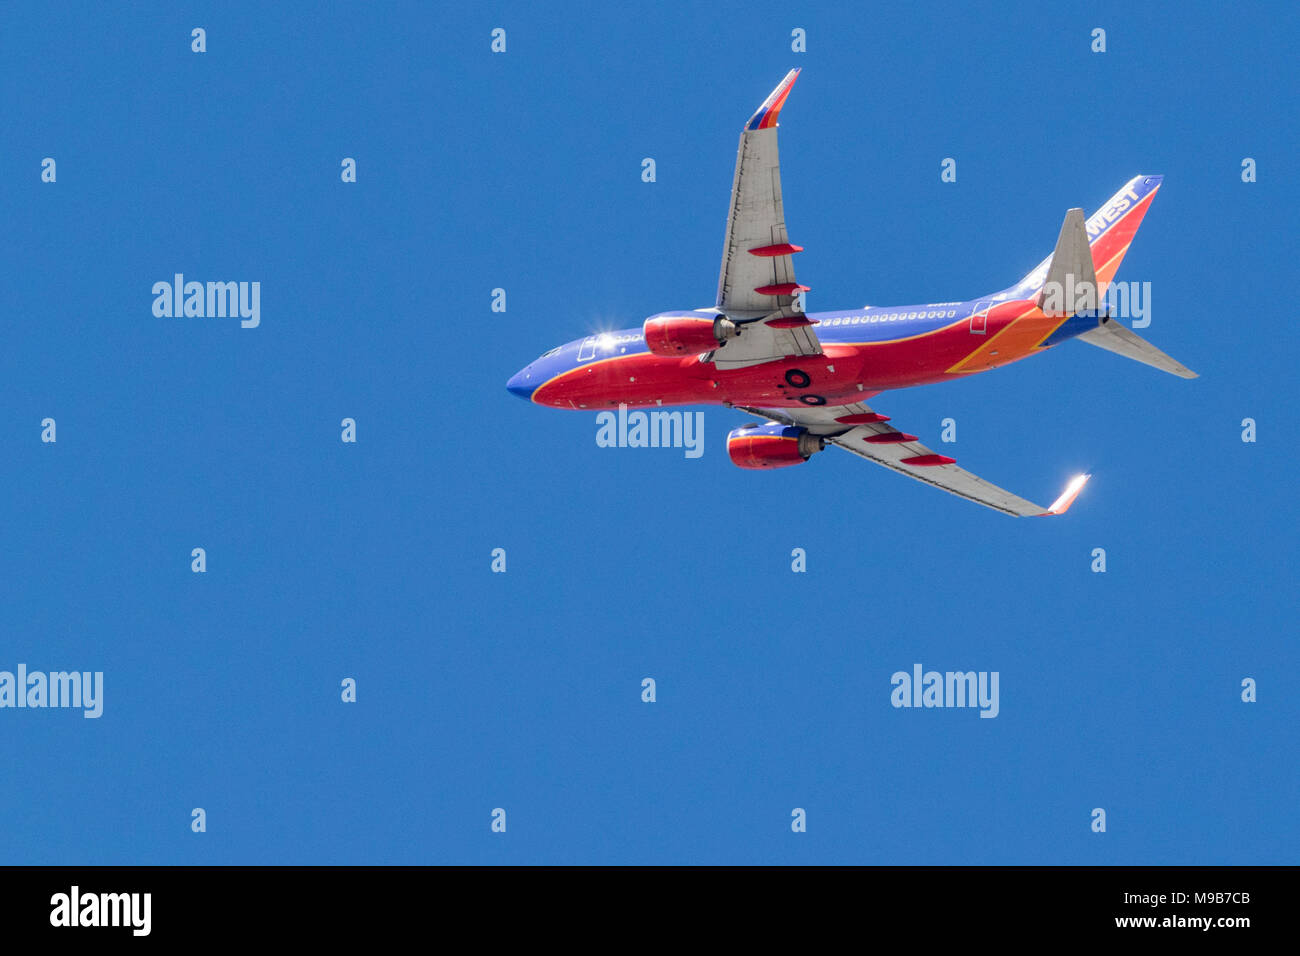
{"left": 540, "top": 347, "right": 561, "bottom": 358}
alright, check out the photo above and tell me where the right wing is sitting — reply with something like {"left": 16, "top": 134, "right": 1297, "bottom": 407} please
{"left": 710, "top": 69, "right": 823, "bottom": 370}
{"left": 737, "top": 401, "right": 1090, "bottom": 518}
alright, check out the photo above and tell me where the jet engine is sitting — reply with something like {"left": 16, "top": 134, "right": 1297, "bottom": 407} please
{"left": 643, "top": 314, "right": 738, "bottom": 356}
{"left": 727, "top": 423, "right": 825, "bottom": 469}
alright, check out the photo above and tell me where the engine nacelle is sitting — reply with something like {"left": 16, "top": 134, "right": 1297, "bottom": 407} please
{"left": 643, "top": 313, "right": 738, "bottom": 357}
{"left": 727, "top": 423, "right": 825, "bottom": 469}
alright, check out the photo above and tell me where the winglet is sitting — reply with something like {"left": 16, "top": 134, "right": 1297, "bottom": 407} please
{"left": 745, "top": 69, "right": 800, "bottom": 131}
{"left": 1040, "top": 473, "right": 1091, "bottom": 516}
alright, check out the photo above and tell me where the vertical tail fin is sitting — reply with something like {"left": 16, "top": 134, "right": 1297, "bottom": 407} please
{"left": 1014, "top": 175, "right": 1164, "bottom": 299}
{"left": 1086, "top": 175, "right": 1163, "bottom": 298}
{"left": 1050, "top": 175, "right": 1196, "bottom": 378}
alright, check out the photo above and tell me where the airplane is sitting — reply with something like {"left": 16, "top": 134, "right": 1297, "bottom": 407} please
{"left": 506, "top": 69, "right": 1196, "bottom": 517}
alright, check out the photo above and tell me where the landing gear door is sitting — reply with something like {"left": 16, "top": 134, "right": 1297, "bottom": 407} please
{"left": 969, "top": 300, "right": 991, "bottom": 335}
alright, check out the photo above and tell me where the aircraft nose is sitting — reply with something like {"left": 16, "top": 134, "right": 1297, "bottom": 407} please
{"left": 506, "top": 366, "right": 536, "bottom": 401}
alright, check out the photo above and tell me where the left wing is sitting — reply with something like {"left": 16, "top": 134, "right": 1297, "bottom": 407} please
{"left": 736, "top": 401, "right": 1090, "bottom": 518}
{"left": 710, "top": 69, "right": 822, "bottom": 370}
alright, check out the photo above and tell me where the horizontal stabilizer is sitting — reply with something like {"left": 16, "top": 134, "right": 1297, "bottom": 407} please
{"left": 1076, "top": 317, "right": 1198, "bottom": 379}
{"left": 1036, "top": 208, "right": 1098, "bottom": 317}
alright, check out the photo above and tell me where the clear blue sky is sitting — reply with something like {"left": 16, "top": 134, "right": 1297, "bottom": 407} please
{"left": 1, "top": 1, "right": 1295, "bottom": 864}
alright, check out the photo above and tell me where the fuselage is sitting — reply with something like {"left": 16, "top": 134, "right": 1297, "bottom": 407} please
{"left": 507, "top": 287, "right": 1097, "bottom": 410}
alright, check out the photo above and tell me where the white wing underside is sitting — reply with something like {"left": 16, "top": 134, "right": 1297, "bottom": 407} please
{"left": 736, "top": 401, "right": 1082, "bottom": 518}
{"left": 710, "top": 74, "right": 822, "bottom": 370}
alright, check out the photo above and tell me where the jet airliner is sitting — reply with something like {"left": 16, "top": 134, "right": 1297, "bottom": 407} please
{"left": 506, "top": 69, "right": 1196, "bottom": 516}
